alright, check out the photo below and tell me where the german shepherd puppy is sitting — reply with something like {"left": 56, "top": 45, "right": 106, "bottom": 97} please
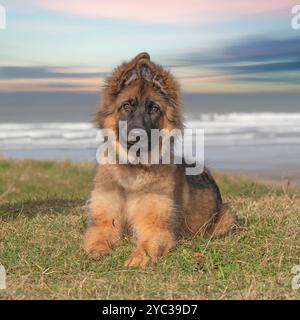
{"left": 84, "top": 52, "right": 233, "bottom": 267}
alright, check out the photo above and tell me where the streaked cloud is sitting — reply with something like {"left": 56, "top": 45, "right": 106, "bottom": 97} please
{"left": 11, "top": 0, "right": 295, "bottom": 24}
{"left": 2, "top": 34, "right": 300, "bottom": 93}
{"left": 172, "top": 37, "right": 300, "bottom": 66}
{"left": 0, "top": 66, "right": 108, "bottom": 92}
{"left": 0, "top": 66, "right": 107, "bottom": 79}
{"left": 170, "top": 36, "right": 300, "bottom": 86}
{"left": 222, "top": 60, "right": 300, "bottom": 74}
{"left": 222, "top": 37, "right": 300, "bottom": 63}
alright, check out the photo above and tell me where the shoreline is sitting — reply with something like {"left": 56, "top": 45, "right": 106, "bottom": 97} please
{"left": 213, "top": 168, "right": 300, "bottom": 189}
{"left": 1, "top": 154, "right": 299, "bottom": 187}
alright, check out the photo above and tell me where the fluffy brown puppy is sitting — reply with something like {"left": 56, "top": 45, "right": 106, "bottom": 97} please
{"left": 84, "top": 52, "right": 234, "bottom": 267}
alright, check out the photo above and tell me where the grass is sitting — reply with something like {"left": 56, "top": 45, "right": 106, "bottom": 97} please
{"left": 0, "top": 158, "right": 299, "bottom": 299}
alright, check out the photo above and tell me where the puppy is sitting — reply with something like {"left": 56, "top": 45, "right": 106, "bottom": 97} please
{"left": 84, "top": 53, "right": 233, "bottom": 267}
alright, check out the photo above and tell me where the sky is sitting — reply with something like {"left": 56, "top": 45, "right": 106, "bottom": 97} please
{"left": 0, "top": 0, "right": 299, "bottom": 117}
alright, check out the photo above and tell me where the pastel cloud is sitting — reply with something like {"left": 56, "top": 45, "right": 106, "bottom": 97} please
{"left": 0, "top": 66, "right": 108, "bottom": 79}
{"left": 171, "top": 36, "right": 300, "bottom": 84}
{"left": 27, "top": 0, "right": 295, "bottom": 24}
{"left": 0, "top": 66, "right": 106, "bottom": 93}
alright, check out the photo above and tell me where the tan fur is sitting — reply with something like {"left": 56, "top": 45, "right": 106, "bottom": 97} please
{"left": 84, "top": 53, "right": 234, "bottom": 267}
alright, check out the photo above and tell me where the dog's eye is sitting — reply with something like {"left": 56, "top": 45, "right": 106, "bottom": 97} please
{"left": 121, "top": 102, "right": 132, "bottom": 112}
{"left": 149, "top": 104, "right": 160, "bottom": 114}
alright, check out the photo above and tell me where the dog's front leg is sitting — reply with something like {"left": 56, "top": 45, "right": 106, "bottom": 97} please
{"left": 84, "top": 188, "right": 123, "bottom": 258}
{"left": 125, "top": 194, "right": 176, "bottom": 268}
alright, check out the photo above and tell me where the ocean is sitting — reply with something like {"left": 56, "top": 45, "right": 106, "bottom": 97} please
{"left": 1, "top": 113, "right": 300, "bottom": 173}
{"left": 1, "top": 92, "right": 300, "bottom": 177}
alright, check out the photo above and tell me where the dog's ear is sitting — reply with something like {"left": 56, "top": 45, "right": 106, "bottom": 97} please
{"left": 137, "top": 59, "right": 155, "bottom": 81}
{"left": 137, "top": 59, "right": 178, "bottom": 105}
{"left": 131, "top": 52, "right": 151, "bottom": 64}
{"left": 117, "top": 52, "right": 151, "bottom": 93}
{"left": 107, "top": 52, "right": 151, "bottom": 97}
{"left": 97, "top": 53, "right": 151, "bottom": 127}
{"left": 137, "top": 59, "right": 168, "bottom": 96}
{"left": 116, "top": 67, "right": 138, "bottom": 94}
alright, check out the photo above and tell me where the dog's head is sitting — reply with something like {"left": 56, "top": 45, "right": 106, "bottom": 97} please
{"left": 96, "top": 52, "right": 183, "bottom": 151}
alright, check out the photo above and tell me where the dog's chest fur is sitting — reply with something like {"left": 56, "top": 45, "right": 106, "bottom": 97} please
{"left": 113, "top": 164, "right": 176, "bottom": 194}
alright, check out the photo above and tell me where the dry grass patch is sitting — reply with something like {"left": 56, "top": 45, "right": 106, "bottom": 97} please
{"left": 0, "top": 159, "right": 299, "bottom": 299}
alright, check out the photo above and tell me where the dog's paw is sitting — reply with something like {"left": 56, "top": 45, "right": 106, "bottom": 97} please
{"left": 85, "top": 240, "right": 112, "bottom": 259}
{"left": 124, "top": 248, "right": 156, "bottom": 268}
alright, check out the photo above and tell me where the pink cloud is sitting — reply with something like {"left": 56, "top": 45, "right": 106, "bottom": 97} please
{"left": 29, "top": 0, "right": 295, "bottom": 24}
